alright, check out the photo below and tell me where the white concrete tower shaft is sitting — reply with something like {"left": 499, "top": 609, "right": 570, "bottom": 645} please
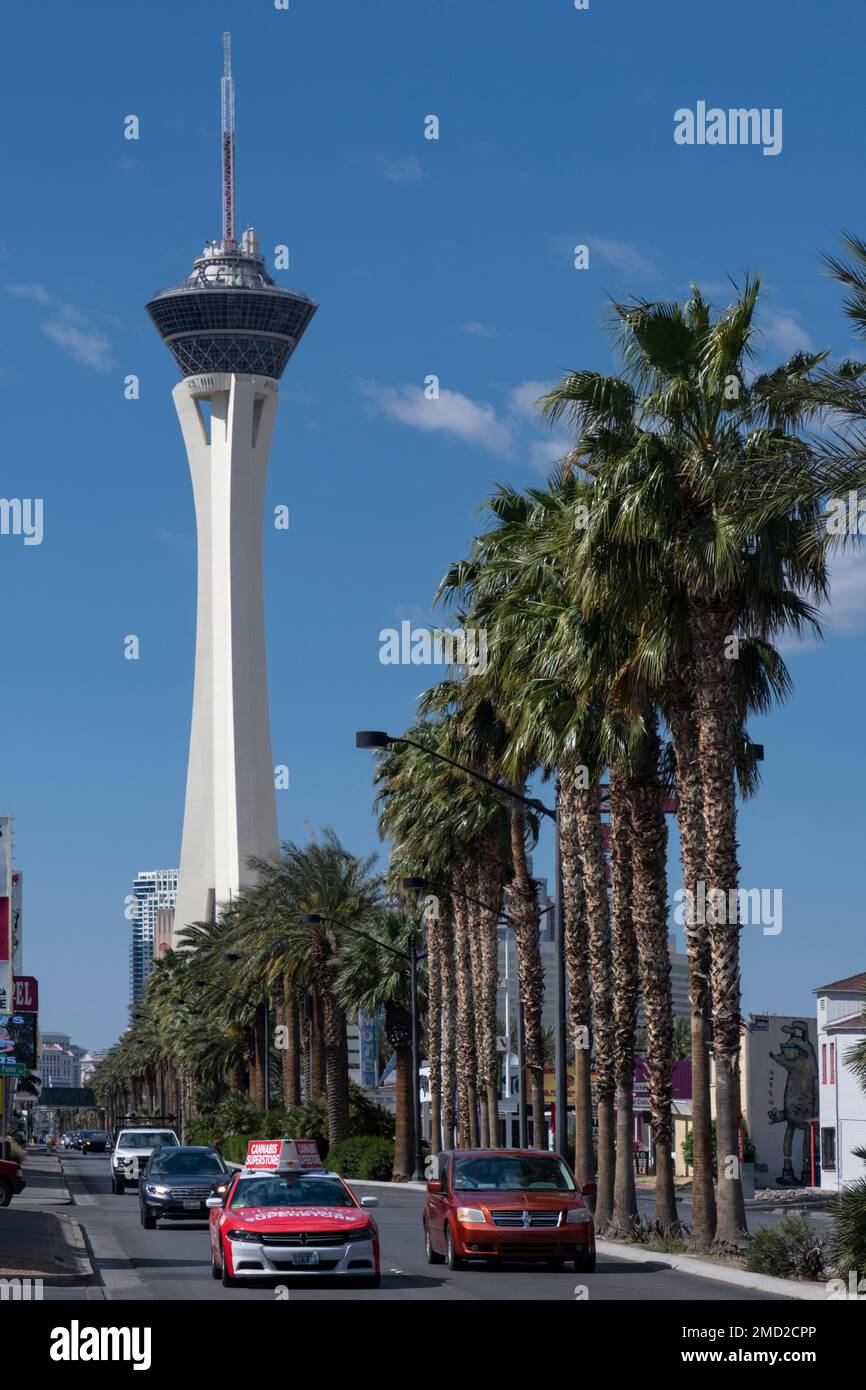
{"left": 171, "top": 372, "right": 279, "bottom": 938}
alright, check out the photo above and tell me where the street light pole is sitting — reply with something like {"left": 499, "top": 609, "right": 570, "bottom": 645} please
{"left": 408, "top": 930, "right": 423, "bottom": 1181}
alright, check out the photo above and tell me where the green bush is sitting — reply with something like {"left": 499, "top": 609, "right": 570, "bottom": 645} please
{"left": 744, "top": 1215, "right": 826, "bottom": 1281}
{"left": 827, "top": 1174, "right": 866, "bottom": 1278}
{"left": 681, "top": 1118, "right": 756, "bottom": 1172}
{"left": 326, "top": 1136, "right": 395, "bottom": 1180}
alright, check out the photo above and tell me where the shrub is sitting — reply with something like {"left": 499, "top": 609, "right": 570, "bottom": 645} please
{"left": 681, "top": 1118, "right": 755, "bottom": 1172}
{"left": 827, "top": 1173, "right": 866, "bottom": 1278}
{"left": 326, "top": 1136, "right": 395, "bottom": 1180}
{"left": 744, "top": 1215, "right": 826, "bottom": 1281}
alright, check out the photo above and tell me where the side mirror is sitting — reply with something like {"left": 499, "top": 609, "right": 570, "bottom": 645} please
{"left": 426, "top": 1180, "right": 442, "bottom": 1195}
{"left": 205, "top": 1195, "right": 224, "bottom": 1209}
{"left": 360, "top": 1195, "right": 379, "bottom": 1209}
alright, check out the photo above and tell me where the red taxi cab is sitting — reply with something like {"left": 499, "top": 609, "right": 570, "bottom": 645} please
{"left": 423, "top": 1149, "right": 596, "bottom": 1272}
{"left": 208, "top": 1139, "right": 380, "bottom": 1288}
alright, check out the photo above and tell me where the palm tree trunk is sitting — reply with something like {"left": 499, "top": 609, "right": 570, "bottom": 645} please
{"left": 575, "top": 782, "right": 616, "bottom": 1227}
{"left": 452, "top": 879, "right": 477, "bottom": 1146}
{"left": 689, "top": 598, "right": 748, "bottom": 1249}
{"left": 624, "top": 724, "right": 679, "bottom": 1234}
{"left": 440, "top": 907, "right": 457, "bottom": 1148}
{"left": 426, "top": 910, "right": 443, "bottom": 1156}
{"left": 668, "top": 671, "right": 716, "bottom": 1252}
{"left": 251, "top": 1009, "right": 266, "bottom": 1110}
{"left": 476, "top": 837, "right": 503, "bottom": 1149}
{"left": 393, "top": 1044, "right": 414, "bottom": 1180}
{"left": 466, "top": 891, "right": 489, "bottom": 1147}
{"left": 508, "top": 802, "right": 547, "bottom": 1148}
{"left": 609, "top": 774, "right": 639, "bottom": 1236}
{"left": 281, "top": 975, "right": 301, "bottom": 1108}
{"left": 311, "top": 991, "right": 326, "bottom": 1100}
{"left": 559, "top": 771, "right": 595, "bottom": 1190}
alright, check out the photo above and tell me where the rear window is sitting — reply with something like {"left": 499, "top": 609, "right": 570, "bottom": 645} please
{"left": 117, "top": 1131, "right": 178, "bottom": 1150}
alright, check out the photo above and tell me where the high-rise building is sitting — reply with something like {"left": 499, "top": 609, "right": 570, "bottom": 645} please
{"left": 130, "top": 869, "right": 179, "bottom": 1006}
{"left": 146, "top": 34, "right": 317, "bottom": 943}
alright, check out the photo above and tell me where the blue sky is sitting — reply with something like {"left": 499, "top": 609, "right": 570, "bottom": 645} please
{"left": 4, "top": 0, "right": 866, "bottom": 1046}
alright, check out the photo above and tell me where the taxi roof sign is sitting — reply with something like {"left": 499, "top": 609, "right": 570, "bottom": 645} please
{"left": 244, "top": 1138, "right": 322, "bottom": 1172}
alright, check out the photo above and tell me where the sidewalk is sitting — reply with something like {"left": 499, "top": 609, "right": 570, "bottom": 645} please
{"left": 0, "top": 1150, "right": 95, "bottom": 1284}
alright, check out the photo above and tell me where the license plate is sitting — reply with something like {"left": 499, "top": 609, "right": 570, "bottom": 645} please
{"left": 292, "top": 1251, "right": 319, "bottom": 1266}
{"left": 183, "top": 1200, "right": 201, "bottom": 1210}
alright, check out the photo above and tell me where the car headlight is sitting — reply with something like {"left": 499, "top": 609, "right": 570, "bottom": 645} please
{"left": 344, "top": 1227, "right": 374, "bottom": 1243}
{"left": 456, "top": 1207, "right": 486, "bottom": 1224}
{"left": 565, "top": 1207, "right": 594, "bottom": 1224}
{"left": 227, "top": 1229, "right": 262, "bottom": 1242}
{"left": 146, "top": 1184, "right": 170, "bottom": 1196}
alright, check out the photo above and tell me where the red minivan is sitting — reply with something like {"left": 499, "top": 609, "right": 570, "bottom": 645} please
{"left": 423, "top": 1149, "right": 596, "bottom": 1272}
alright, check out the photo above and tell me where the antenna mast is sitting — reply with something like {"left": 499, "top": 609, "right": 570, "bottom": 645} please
{"left": 221, "top": 32, "right": 236, "bottom": 246}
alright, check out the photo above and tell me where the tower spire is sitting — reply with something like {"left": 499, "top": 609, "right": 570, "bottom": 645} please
{"left": 221, "top": 31, "right": 236, "bottom": 246}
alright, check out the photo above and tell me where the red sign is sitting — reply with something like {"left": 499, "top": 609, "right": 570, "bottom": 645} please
{"left": 13, "top": 977, "right": 37, "bottom": 1013}
{"left": 245, "top": 1138, "right": 321, "bottom": 1171}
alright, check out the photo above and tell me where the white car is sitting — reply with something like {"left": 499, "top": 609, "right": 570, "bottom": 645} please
{"left": 111, "top": 1128, "right": 180, "bottom": 1193}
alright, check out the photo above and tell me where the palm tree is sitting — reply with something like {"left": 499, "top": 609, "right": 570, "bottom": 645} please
{"left": 334, "top": 908, "right": 427, "bottom": 1181}
{"left": 542, "top": 280, "right": 829, "bottom": 1247}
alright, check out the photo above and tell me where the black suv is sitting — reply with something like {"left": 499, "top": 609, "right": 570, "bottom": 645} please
{"left": 139, "top": 1146, "right": 229, "bottom": 1228}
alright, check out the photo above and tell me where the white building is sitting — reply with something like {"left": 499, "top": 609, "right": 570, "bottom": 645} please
{"left": 815, "top": 970, "right": 866, "bottom": 1191}
{"left": 130, "top": 869, "right": 178, "bottom": 1006}
{"left": 39, "top": 1041, "right": 80, "bottom": 1090}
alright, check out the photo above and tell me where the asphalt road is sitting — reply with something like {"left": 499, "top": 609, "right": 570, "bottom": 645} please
{"left": 47, "top": 1151, "right": 788, "bottom": 1302}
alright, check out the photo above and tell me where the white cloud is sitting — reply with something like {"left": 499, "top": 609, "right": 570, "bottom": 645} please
{"left": 759, "top": 308, "right": 814, "bottom": 358}
{"left": 509, "top": 379, "right": 553, "bottom": 421}
{"left": 362, "top": 382, "right": 513, "bottom": 456}
{"left": 461, "top": 321, "right": 498, "bottom": 338}
{"left": 41, "top": 321, "right": 114, "bottom": 372}
{"left": 824, "top": 545, "right": 866, "bottom": 632}
{"left": 4, "top": 282, "right": 115, "bottom": 371}
{"left": 383, "top": 155, "right": 422, "bottom": 183}
{"left": 529, "top": 438, "right": 569, "bottom": 473}
{"left": 590, "top": 237, "right": 659, "bottom": 279}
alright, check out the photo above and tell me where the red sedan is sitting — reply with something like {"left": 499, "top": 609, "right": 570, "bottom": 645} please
{"left": 208, "top": 1163, "right": 380, "bottom": 1288}
{"left": 424, "top": 1149, "right": 596, "bottom": 1272}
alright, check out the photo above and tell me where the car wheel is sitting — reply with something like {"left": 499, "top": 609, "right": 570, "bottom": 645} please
{"left": 141, "top": 1210, "right": 157, "bottom": 1230}
{"left": 0, "top": 1179, "right": 12, "bottom": 1208}
{"left": 445, "top": 1226, "right": 466, "bottom": 1272}
{"left": 220, "top": 1237, "right": 238, "bottom": 1287}
{"left": 574, "top": 1252, "right": 596, "bottom": 1273}
{"left": 425, "top": 1223, "right": 445, "bottom": 1265}
{"left": 211, "top": 1244, "right": 221, "bottom": 1280}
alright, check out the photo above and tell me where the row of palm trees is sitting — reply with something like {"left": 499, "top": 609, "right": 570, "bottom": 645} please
{"left": 97, "top": 236, "right": 866, "bottom": 1251}
{"left": 94, "top": 832, "right": 427, "bottom": 1180}
{"left": 374, "top": 244, "right": 866, "bottom": 1252}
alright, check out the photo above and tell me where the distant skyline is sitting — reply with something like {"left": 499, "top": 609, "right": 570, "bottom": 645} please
{"left": 5, "top": 0, "right": 866, "bottom": 1044}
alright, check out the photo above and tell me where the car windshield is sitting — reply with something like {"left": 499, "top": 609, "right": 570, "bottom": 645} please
{"left": 230, "top": 1175, "right": 356, "bottom": 1210}
{"left": 149, "top": 1151, "right": 225, "bottom": 1177}
{"left": 118, "top": 1132, "right": 178, "bottom": 1150}
{"left": 452, "top": 1156, "right": 576, "bottom": 1192}
{"left": 82, "top": 1131, "right": 107, "bottom": 1139}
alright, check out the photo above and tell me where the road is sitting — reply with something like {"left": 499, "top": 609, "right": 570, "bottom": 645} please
{"left": 45, "top": 1151, "right": 789, "bottom": 1302}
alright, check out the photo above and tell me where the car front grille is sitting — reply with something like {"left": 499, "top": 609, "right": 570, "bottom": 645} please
{"left": 270, "top": 1258, "right": 340, "bottom": 1272}
{"left": 262, "top": 1232, "right": 349, "bottom": 1248}
{"left": 162, "top": 1187, "right": 210, "bottom": 1198}
{"left": 490, "top": 1210, "right": 563, "bottom": 1228}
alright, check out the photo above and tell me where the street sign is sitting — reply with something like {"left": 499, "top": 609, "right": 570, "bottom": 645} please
{"left": 0, "top": 1061, "right": 25, "bottom": 1076}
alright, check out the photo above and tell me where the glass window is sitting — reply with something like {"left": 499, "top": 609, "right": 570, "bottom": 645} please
{"left": 821, "top": 1128, "right": 836, "bottom": 1171}
{"left": 830, "top": 1043, "right": 836, "bottom": 1085}
{"left": 148, "top": 1150, "right": 225, "bottom": 1176}
{"left": 452, "top": 1155, "right": 576, "bottom": 1192}
{"left": 117, "top": 1131, "right": 178, "bottom": 1150}
{"left": 230, "top": 1175, "right": 355, "bottom": 1210}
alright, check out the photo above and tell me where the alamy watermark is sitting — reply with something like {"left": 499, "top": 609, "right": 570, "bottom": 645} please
{"left": 674, "top": 880, "right": 782, "bottom": 936}
{"left": 379, "top": 621, "right": 488, "bottom": 673}
{"left": 0, "top": 498, "right": 43, "bottom": 545}
{"left": 674, "top": 102, "right": 782, "bottom": 157}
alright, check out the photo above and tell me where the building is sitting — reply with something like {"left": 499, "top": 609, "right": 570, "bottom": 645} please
{"left": 815, "top": 970, "right": 866, "bottom": 1191}
{"left": 39, "top": 1040, "right": 80, "bottom": 1090}
{"left": 711, "top": 1013, "right": 820, "bottom": 1189}
{"left": 130, "top": 869, "right": 179, "bottom": 1007}
{"left": 79, "top": 1051, "right": 108, "bottom": 1085}
{"left": 145, "top": 34, "right": 317, "bottom": 944}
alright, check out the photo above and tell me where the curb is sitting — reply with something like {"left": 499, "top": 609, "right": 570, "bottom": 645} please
{"left": 0, "top": 1211, "right": 97, "bottom": 1287}
{"left": 51, "top": 1153, "right": 74, "bottom": 1205}
{"left": 595, "top": 1238, "right": 828, "bottom": 1300}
